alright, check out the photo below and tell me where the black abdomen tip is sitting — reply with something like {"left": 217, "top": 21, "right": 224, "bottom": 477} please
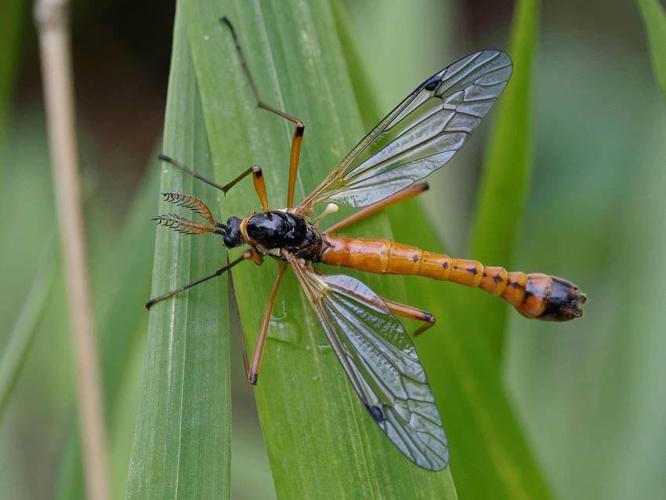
{"left": 540, "top": 276, "right": 587, "bottom": 321}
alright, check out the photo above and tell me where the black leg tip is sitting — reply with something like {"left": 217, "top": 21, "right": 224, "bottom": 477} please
{"left": 220, "top": 16, "right": 231, "bottom": 26}
{"left": 145, "top": 300, "right": 155, "bottom": 310}
{"left": 248, "top": 373, "right": 258, "bottom": 385}
{"left": 158, "top": 153, "right": 170, "bottom": 162}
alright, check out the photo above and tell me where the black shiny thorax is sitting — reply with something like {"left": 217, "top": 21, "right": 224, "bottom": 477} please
{"left": 246, "top": 211, "right": 306, "bottom": 248}
{"left": 241, "top": 211, "right": 324, "bottom": 260}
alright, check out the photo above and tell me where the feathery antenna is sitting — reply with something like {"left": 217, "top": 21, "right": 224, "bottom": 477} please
{"left": 161, "top": 192, "right": 217, "bottom": 224}
{"left": 153, "top": 214, "right": 226, "bottom": 236}
{"left": 154, "top": 193, "right": 227, "bottom": 236}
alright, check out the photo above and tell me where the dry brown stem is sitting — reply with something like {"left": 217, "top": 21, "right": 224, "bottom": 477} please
{"left": 34, "top": 0, "right": 110, "bottom": 499}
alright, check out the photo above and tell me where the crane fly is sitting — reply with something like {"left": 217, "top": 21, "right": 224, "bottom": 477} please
{"left": 147, "top": 17, "right": 587, "bottom": 471}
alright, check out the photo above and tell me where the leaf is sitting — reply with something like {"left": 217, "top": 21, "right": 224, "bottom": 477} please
{"left": 467, "top": 0, "right": 540, "bottom": 359}
{"left": 182, "top": 0, "right": 456, "bottom": 497}
{"left": 126, "top": 9, "right": 231, "bottom": 499}
{"left": 333, "top": 1, "right": 553, "bottom": 498}
{"left": 0, "top": 244, "right": 55, "bottom": 421}
{"left": 637, "top": 0, "right": 666, "bottom": 96}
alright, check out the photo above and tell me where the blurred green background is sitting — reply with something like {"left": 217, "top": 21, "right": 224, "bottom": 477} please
{"left": 0, "top": 0, "right": 664, "bottom": 499}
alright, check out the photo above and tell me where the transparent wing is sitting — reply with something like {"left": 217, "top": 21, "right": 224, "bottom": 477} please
{"left": 299, "top": 50, "right": 512, "bottom": 211}
{"left": 289, "top": 256, "right": 448, "bottom": 470}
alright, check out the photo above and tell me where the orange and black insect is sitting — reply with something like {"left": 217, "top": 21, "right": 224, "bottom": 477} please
{"left": 147, "top": 18, "right": 587, "bottom": 471}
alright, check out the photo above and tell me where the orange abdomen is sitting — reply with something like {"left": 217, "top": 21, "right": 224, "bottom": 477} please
{"left": 321, "top": 235, "right": 586, "bottom": 321}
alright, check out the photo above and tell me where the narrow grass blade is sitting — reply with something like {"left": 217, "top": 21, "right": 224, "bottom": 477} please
{"left": 183, "top": 0, "right": 456, "bottom": 497}
{"left": 637, "top": 0, "right": 666, "bottom": 96}
{"left": 468, "top": 0, "right": 540, "bottom": 359}
{"left": 126, "top": 9, "right": 231, "bottom": 499}
{"left": 0, "top": 243, "right": 55, "bottom": 420}
{"left": 333, "top": 1, "right": 552, "bottom": 498}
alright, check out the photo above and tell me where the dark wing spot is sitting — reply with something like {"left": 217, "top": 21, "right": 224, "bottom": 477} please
{"left": 365, "top": 404, "right": 385, "bottom": 423}
{"left": 424, "top": 78, "right": 439, "bottom": 91}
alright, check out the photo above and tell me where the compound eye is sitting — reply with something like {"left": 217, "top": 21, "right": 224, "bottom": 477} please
{"left": 223, "top": 216, "right": 243, "bottom": 248}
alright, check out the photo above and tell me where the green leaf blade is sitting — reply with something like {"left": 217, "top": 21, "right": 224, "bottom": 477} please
{"left": 637, "top": 0, "right": 666, "bottom": 96}
{"left": 183, "top": 0, "right": 456, "bottom": 497}
{"left": 126, "top": 10, "right": 231, "bottom": 499}
{"left": 0, "top": 245, "right": 55, "bottom": 421}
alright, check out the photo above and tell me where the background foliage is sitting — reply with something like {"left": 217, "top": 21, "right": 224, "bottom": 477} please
{"left": 0, "top": 0, "right": 664, "bottom": 499}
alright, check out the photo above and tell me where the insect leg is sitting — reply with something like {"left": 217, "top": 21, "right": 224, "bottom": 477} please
{"left": 324, "top": 183, "right": 429, "bottom": 234}
{"left": 159, "top": 154, "right": 269, "bottom": 210}
{"left": 382, "top": 298, "right": 436, "bottom": 337}
{"left": 220, "top": 17, "right": 305, "bottom": 209}
{"left": 247, "top": 264, "right": 288, "bottom": 385}
{"left": 145, "top": 253, "right": 248, "bottom": 310}
{"left": 159, "top": 154, "right": 228, "bottom": 192}
{"left": 218, "top": 164, "right": 269, "bottom": 211}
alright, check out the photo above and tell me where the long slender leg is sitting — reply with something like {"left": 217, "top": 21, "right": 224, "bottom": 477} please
{"left": 220, "top": 17, "right": 305, "bottom": 209}
{"left": 219, "top": 164, "right": 269, "bottom": 211}
{"left": 247, "top": 264, "right": 288, "bottom": 385}
{"left": 146, "top": 254, "right": 247, "bottom": 310}
{"left": 383, "top": 298, "right": 436, "bottom": 337}
{"left": 158, "top": 153, "right": 227, "bottom": 191}
{"left": 159, "top": 154, "right": 269, "bottom": 210}
{"left": 324, "top": 182, "right": 430, "bottom": 234}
